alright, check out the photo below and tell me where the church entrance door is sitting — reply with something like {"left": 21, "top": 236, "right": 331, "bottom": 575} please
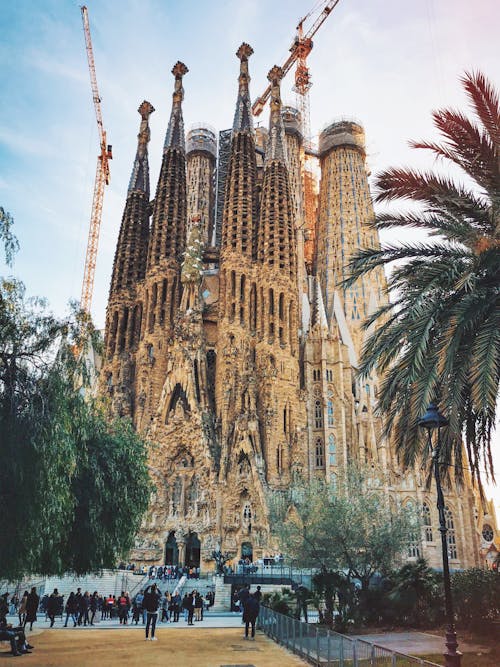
{"left": 165, "top": 531, "right": 179, "bottom": 566}
{"left": 241, "top": 541, "right": 253, "bottom": 561}
{"left": 185, "top": 532, "right": 201, "bottom": 568}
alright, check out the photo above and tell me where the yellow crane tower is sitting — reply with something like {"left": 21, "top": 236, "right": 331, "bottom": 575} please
{"left": 80, "top": 5, "right": 112, "bottom": 315}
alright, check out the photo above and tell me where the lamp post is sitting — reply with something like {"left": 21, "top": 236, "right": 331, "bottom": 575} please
{"left": 418, "top": 403, "right": 461, "bottom": 667}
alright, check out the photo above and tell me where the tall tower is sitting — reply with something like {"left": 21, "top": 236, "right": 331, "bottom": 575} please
{"left": 102, "top": 100, "right": 154, "bottom": 417}
{"left": 136, "top": 62, "right": 189, "bottom": 427}
{"left": 216, "top": 43, "right": 260, "bottom": 478}
{"left": 316, "top": 121, "right": 387, "bottom": 356}
{"left": 186, "top": 126, "right": 217, "bottom": 246}
{"left": 255, "top": 66, "right": 305, "bottom": 485}
{"left": 282, "top": 106, "right": 307, "bottom": 299}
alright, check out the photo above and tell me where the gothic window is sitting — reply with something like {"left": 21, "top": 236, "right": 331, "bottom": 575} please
{"left": 406, "top": 499, "right": 421, "bottom": 558}
{"left": 160, "top": 278, "right": 167, "bottom": 325}
{"left": 279, "top": 292, "right": 284, "bottom": 320}
{"left": 118, "top": 308, "right": 129, "bottom": 352}
{"left": 250, "top": 283, "right": 257, "bottom": 332}
{"left": 240, "top": 274, "right": 246, "bottom": 302}
{"left": 314, "top": 400, "right": 323, "bottom": 429}
{"left": 422, "top": 502, "right": 433, "bottom": 541}
{"left": 108, "top": 309, "right": 118, "bottom": 356}
{"left": 328, "top": 434, "right": 336, "bottom": 465}
{"left": 172, "top": 476, "right": 182, "bottom": 515}
{"left": 326, "top": 369, "right": 333, "bottom": 381}
{"left": 269, "top": 288, "right": 274, "bottom": 316}
{"left": 327, "top": 400, "right": 334, "bottom": 427}
{"left": 313, "top": 369, "right": 320, "bottom": 381}
{"left": 187, "top": 476, "right": 198, "bottom": 513}
{"left": 482, "top": 524, "right": 494, "bottom": 542}
{"left": 445, "top": 507, "right": 458, "bottom": 559}
{"left": 276, "top": 444, "right": 283, "bottom": 473}
{"left": 231, "top": 270, "right": 236, "bottom": 297}
{"left": 193, "top": 360, "right": 201, "bottom": 403}
{"left": 170, "top": 276, "right": 177, "bottom": 323}
{"left": 283, "top": 406, "right": 287, "bottom": 434}
{"left": 315, "top": 438, "right": 324, "bottom": 468}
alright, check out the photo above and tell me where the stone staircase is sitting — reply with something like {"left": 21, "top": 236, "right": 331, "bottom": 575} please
{"left": 212, "top": 576, "right": 232, "bottom": 611}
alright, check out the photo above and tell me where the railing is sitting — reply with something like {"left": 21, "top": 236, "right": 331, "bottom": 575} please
{"left": 259, "top": 606, "right": 442, "bottom": 667}
{"left": 225, "top": 565, "right": 314, "bottom": 588}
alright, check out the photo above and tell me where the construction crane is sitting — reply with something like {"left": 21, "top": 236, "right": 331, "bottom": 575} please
{"left": 253, "top": 0, "right": 341, "bottom": 274}
{"left": 252, "top": 0, "right": 341, "bottom": 144}
{"left": 80, "top": 5, "right": 112, "bottom": 314}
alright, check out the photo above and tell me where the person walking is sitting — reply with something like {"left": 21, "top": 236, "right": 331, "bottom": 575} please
{"left": 118, "top": 591, "right": 129, "bottom": 625}
{"left": 160, "top": 592, "right": 170, "bottom": 623}
{"left": 90, "top": 592, "right": 99, "bottom": 625}
{"left": 25, "top": 587, "right": 39, "bottom": 632}
{"left": 64, "top": 592, "right": 78, "bottom": 627}
{"left": 47, "top": 589, "right": 59, "bottom": 628}
{"left": 143, "top": 584, "right": 160, "bottom": 641}
{"left": 243, "top": 593, "right": 260, "bottom": 640}
{"left": 194, "top": 592, "right": 203, "bottom": 621}
{"left": 18, "top": 591, "right": 28, "bottom": 627}
{"left": 170, "top": 592, "right": 180, "bottom": 622}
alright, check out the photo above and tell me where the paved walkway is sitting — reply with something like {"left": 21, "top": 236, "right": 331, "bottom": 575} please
{"left": 352, "top": 630, "right": 488, "bottom": 656}
{"left": 0, "top": 627, "right": 307, "bottom": 666}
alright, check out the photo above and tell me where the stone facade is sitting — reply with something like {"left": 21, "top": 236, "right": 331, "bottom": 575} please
{"left": 100, "top": 46, "right": 493, "bottom": 572}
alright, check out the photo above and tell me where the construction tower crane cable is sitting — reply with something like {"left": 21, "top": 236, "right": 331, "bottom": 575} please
{"left": 80, "top": 5, "right": 112, "bottom": 315}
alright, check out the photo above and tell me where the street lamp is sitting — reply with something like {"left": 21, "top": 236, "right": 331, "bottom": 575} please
{"left": 418, "top": 402, "right": 461, "bottom": 667}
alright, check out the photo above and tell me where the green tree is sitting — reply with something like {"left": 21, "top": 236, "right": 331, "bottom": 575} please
{"left": 269, "top": 466, "right": 415, "bottom": 625}
{"left": 0, "top": 237, "right": 150, "bottom": 579}
{"left": 0, "top": 206, "right": 19, "bottom": 267}
{"left": 451, "top": 567, "right": 500, "bottom": 631}
{"left": 344, "top": 72, "right": 500, "bottom": 483}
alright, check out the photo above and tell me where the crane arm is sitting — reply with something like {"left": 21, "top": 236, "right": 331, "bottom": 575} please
{"left": 303, "top": 0, "right": 341, "bottom": 40}
{"left": 81, "top": 5, "right": 105, "bottom": 144}
{"left": 252, "top": 0, "right": 341, "bottom": 116}
{"left": 79, "top": 5, "right": 112, "bottom": 314}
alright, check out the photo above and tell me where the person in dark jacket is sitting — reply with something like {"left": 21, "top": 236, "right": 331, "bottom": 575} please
{"left": 90, "top": 592, "right": 99, "bottom": 625}
{"left": 243, "top": 594, "right": 259, "bottom": 640}
{"left": 143, "top": 584, "right": 160, "bottom": 640}
{"left": 47, "top": 589, "right": 59, "bottom": 628}
{"left": 64, "top": 592, "right": 78, "bottom": 627}
{"left": 25, "top": 587, "right": 39, "bottom": 631}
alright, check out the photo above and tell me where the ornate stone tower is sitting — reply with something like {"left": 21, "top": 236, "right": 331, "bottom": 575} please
{"left": 136, "top": 62, "right": 189, "bottom": 429}
{"left": 186, "top": 126, "right": 217, "bottom": 246}
{"left": 316, "top": 121, "right": 387, "bottom": 357}
{"left": 102, "top": 100, "right": 154, "bottom": 417}
{"left": 254, "top": 66, "right": 306, "bottom": 485}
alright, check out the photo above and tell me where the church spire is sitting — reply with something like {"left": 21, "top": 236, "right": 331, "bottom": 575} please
{"left": 220, "top": 44, "right": 257, "bottom": 258}
{"left": 233, "top": 43, "right": 254, "bottom": 133}
{"left": 128, "top": 100, "right": 155, "bottom": 198}
{"left": 164, "top": 61, "right": 188, "bottom": 152}
{"left": 148, "top": 63, "right": 188, "bottom": 270}
{"left": 257, "top": 66, "right": 296, "bottom": 278}
{"left": 110, "top": 100, "right": 154, "bottom": 295}
{"left": 265, "top": 65, "right": 287, "bottom": 164}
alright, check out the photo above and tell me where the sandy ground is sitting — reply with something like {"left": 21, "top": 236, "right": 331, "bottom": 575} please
{"left": 0, "top": 627, "right": 307, "bottom": 666}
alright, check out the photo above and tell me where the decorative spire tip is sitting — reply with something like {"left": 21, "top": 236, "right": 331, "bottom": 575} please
{"left": 268, "top": 65, "right": 283, "bottom": 84}
{"left": 138, "top": 100, "right": 155, "bottom": 119}
{"left": 236, "top": 43, "right": 254, "bottom": 61}
{"left": 172, "top": 61, "right": 189, "bottom": 79}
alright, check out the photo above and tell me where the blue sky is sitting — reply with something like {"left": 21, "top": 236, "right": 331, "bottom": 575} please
{"left": 1, "top": 0, "right": 499, "bottom": 506}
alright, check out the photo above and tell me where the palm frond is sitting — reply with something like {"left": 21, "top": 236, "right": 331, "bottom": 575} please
{"left": 462, "top": 70, "right": 500, "bottom": 147}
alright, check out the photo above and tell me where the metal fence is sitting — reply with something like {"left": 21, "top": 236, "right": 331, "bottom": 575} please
{"left": 258, "top": 606, "right": 442, "bottom": 667}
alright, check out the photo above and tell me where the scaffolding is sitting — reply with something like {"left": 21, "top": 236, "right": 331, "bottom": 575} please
{"left": 214, "top": 128, "right": 232, "bottom": 247}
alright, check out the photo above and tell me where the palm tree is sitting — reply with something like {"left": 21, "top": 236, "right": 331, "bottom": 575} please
{"left": 345, "top": 72, "right": 500, "bottom": 487}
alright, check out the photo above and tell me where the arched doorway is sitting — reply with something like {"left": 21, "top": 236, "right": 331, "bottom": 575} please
{"left": 241, "top": 541, "right": 253, "bottom": 561}
{"left": 185, "top": 532, "right": 201, "bottom": 568}
{"left": 165, "top": 531, "right": 179, "bottom": 565}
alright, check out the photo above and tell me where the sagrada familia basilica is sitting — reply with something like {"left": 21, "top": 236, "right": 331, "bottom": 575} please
{"left": 100, "top": 45, "right": 498, "bottom": 572}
